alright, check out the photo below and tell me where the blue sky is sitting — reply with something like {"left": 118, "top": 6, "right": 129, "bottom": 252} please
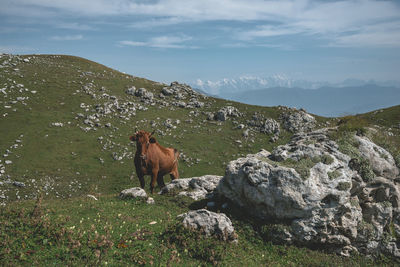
{"left": 1, "top": 0, "right": 400, "bottom": 87}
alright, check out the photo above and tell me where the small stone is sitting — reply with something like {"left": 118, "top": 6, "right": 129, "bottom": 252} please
{"left": 13, "top": 181, "right": 25, "bottom": 187}
{"left": 146, "top": 197, "right": 155, "bottom": 204}
{"left": 87, "top": 194, "right": 98, "bottom": 201}
{"left": 119, "top": 187, "right": 147, "bottom": 199}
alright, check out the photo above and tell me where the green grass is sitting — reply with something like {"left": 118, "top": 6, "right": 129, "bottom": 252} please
{"left": 328, "top": 170, "right": 341, "bottom": 180}
{"left": 0, "top": 194, "right": 388, "bottom": 266}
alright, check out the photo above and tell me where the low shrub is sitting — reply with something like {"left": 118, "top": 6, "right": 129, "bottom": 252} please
{"left": 161, "top": 223, "right": 228, "bottom": 266}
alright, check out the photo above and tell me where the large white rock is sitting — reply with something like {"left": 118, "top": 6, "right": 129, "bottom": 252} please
{"left": 179, "top": 209, "right": 237, "bottom": 241}
{"left": 217, "top": 129, "right": 400, "bottom": 257}
{"left": 355, "top": 135, "right": 399, "bottom": 179}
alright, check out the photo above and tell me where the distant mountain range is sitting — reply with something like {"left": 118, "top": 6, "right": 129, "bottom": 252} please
{"left": 190, "top": 76, "right": 400, "bottom": 117}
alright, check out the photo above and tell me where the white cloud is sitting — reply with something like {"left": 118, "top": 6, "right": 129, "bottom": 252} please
{"left": 0, "top": 0, "right": 305, "bottom": 20}
{"left": 2, "top": 0, "right": 400, "bottom": 47}
{"left": 237, "top": 25, "right": 303, "bottom": 40}
{"left": 330, "top": 21, "right": 400, "bottom": 47}
{"left": 50, "top": 34, "right": 83, "bottom": 41}
{"left": 119, "top": 35, "right": 195, "bottom": 49}
{"left": 233, "top": 1, "right": 400, "bottom": 47}
{"left": 118, "top": 40, "right": 147, "bottom": 46}
{"left": 56, "top": 23, "right": 96, "bottom": 31}
{"left": 128, "top": 17, "right": 187, "bottom": 29}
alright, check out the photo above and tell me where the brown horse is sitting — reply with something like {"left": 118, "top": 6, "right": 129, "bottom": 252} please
{"left": 129, "top": 130, "right": 179, "bottom": 193}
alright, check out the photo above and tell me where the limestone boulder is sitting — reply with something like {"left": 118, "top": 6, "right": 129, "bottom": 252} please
{"left": 217, "top": 129, "right": 400, "bottom": 258}
{"left": 178, "top": 209, "right": 237, "bottom": 241}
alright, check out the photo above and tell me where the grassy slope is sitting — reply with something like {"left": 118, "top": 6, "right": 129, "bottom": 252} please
{"left": 0, "top": 54, "right": 303, "bottom": 201}
{"left": 0, "top": 54, "right": 399, "bottom": 266}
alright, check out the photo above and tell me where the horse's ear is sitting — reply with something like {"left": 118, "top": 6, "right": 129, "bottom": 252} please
{"left": 150, "top": 130, "right": 155, "bottom": 136}
{"left": 149, "top": 137, "right": 156, "bottom": 143}
{"left": 129, "top": 135, "right": 136, "bottom": 141}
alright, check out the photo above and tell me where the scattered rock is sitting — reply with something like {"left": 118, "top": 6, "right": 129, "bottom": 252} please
{"left": 214, "top": 106, "right": 241, "bottom": 121}
{"left": 242, "top": 129, "right": 249, "bottom": 138}
{"left": 146, "top": 197, "right": 155, "bottom": 204}
{"left": 13, "top": 181, "right": 26, "bottom": 187}
{"left": 162, "top": 87, "right": 174, "bottom": 96}
{"left": 178, "top": 209, "right": 237, "bottom": 241}
{"left": 51, "top": 122, "right": 64, "bottom": 127}
{"left": 119, "top": 187, "right": 147, "bottom": 199}
{"left": 125, "top": 86, "right": 136, "bottom": 95}
{"left": 87, "top": 194, "right": 98, "bottom": 201}
{"left": 129, "top": 87, "right": 153, "bottom": 101}
{"left": 281, "top": 111, "right": 315, "bottom": 133}
{"left": 260, "top": 118, "right": 280, "bottom": 135}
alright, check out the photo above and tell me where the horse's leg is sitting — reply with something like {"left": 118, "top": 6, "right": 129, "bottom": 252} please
{"left": 137, "top": 172, "right": 145, "bottom": 189}
{"left": 150, "top": 168, "right": 159, "bottom": 194}
{"left": 170, "top": 164, "right": 179, "bottom": 180}
{"left": 157, "top": 173, "right": 166, "bottom": 189}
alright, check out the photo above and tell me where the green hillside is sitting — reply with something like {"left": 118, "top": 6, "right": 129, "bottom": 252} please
{"left": 0, "top": 54, "right": 324, "bottom": 201}
{"left": 1, "top": 54, "right": 399, "bottom": 266}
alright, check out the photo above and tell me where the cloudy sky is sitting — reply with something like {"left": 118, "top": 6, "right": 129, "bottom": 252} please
{"left": 1, "top": 0, "right": 400, "bottom": 86}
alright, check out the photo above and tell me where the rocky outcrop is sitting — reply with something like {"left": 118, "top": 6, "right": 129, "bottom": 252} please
{"left": 260, "top": 118, "right": 280, "bottom": 135}
{"left": 217, "top": 129, "right": 400, "bottom": 257}
{"left": 159, "top": 175, "right": 222, "bottom": 200}
{"left": 178, "top": 209, "right": 237, "bottom": 241}
{"left": 281, "top": 110, "right": 316, "bottom": 133}
{"left": 159, "top": 82, "right": 206, "bottom": 109}
{"left": 135, "top": 87, "right": 154, "bottom": 101}
{"left": 214, "top": 106, "right": 241, "bottom": 121}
